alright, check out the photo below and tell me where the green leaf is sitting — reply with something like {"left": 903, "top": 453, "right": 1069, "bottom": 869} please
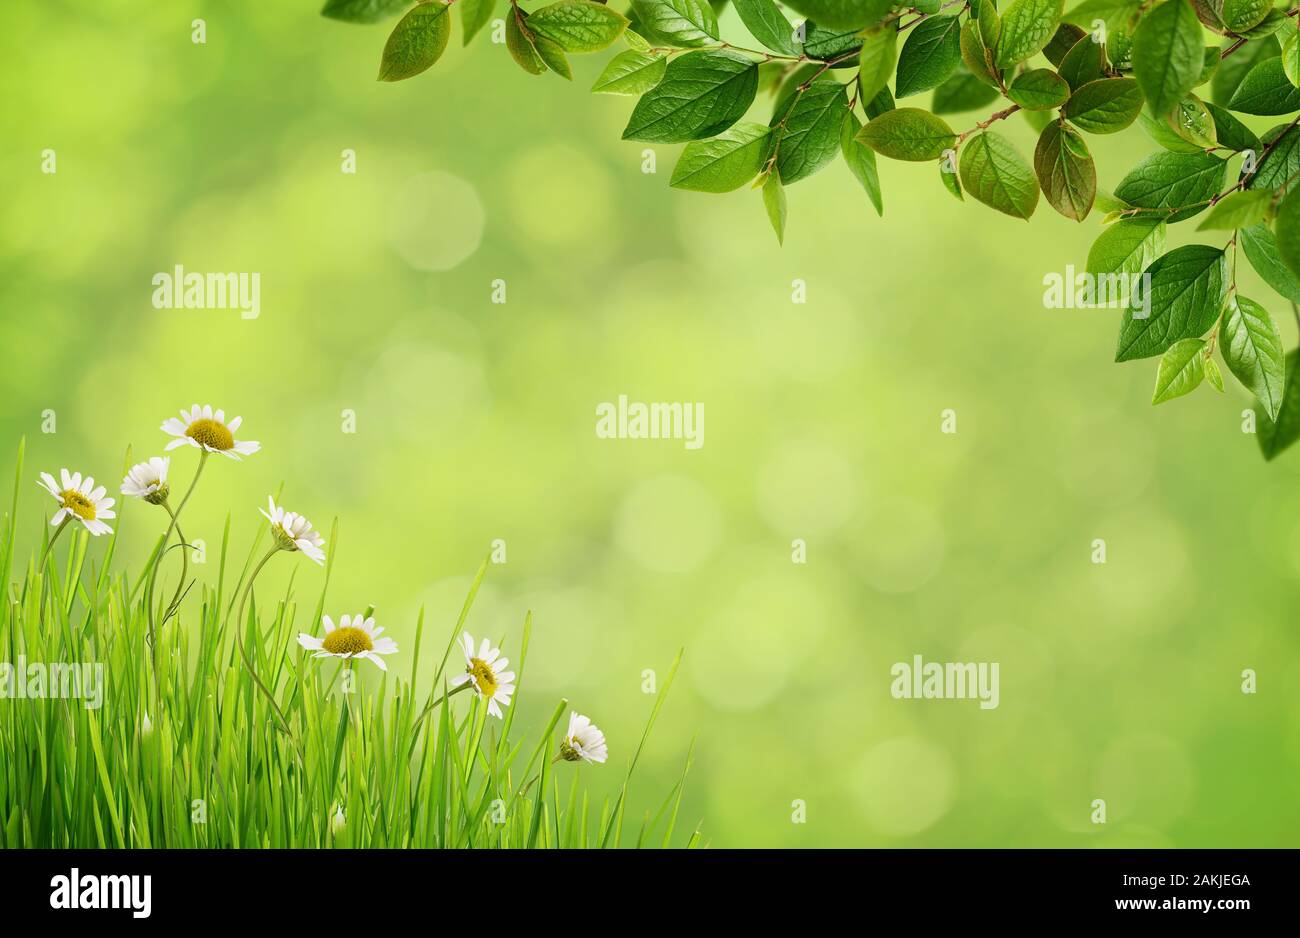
{"left": 378, "top": 1, "right": 452, "bottom": 82}
{"left": 995, "top": 0, "right": 1065, "bottom": 69}
{"left": 1063, "top": 0, "right": 1140, "bottom": 35}
{"left": 1221, "top": 0, "right": 1272, "bottom": 33}
{"left": 770, "top": 76, "right": 849, "bottom": 184}
{"left": 1131, "top": 0, "right": 1203, "bottom": 118}
{"left": 1137, "top": 107, "right": 1202, "bottom": 151}
{"left": 780, "top": 0, "right": 894, "bottom": 31}
{"left": 940, "top": 161, "right": 964, "bottom": 199}
{"left": 1246, "top": 122, "right": 1300, "bottom": 193}
{"left": 1238, "top": 8, "right": 1288, "bottom": 40}
{"left": 1221, "top": 295, "right": 1286, "bottom": 420}
{"left": 1283, "top": 30, "right": 1300, "bottom": 87}
{"left": 1257, "top": 350, "right": 1300, "bottom": 460}
{"left": 1210, "top": 35, "right": 1279, "bottom": 106}
{"left": 1195, "top": 189, "right": 1272, "bottom": 231}
{"left": 1112, "top": 150, "right": 1228, "bottom": 223}
{"left": 1204, "top": 101, "right": 1261, "bottom": 151}
{"left": 959, "top": 130, "right": 1040, "bottom": 218}
{"left": 1275, "top": 186, "right": 1300, "bottom": 280}
{"left": 1115, "top": 244, "right": 1227, "bottom": 361}
{"left": 534, "top": 33, "right": 573, "bottom": 78}
{"left": 622, "top": 49, "right": 758, "bottom": 142}
{"left": 460, "top": 0, "right": 495, "bottom": 45}
{"left": 1034, "top": 120, "right": 1096, "bottom": 220}
{"left": 670, "top": 123, "right": 771, "bottom": 192}
{"left": 527, "top": 0, "right": 627, "bottom": 52}
{"left": 803, "top": 22, "right": 865, "bottom": 61}
{"left": 1151, "top": 338, "right": 1207, "bottom": 403}
{"left": 1163, "top": 93, "right": 1216, "bottom": 147}
{"left": 857, "top": 107, "right": 957, "bottom": 161}
{"left": 858, "top": 25, "right": 899, "bottom": 103}
{"left": 977, "top": 0, "right": 1001, "bottom": 50}
{"left": 1240, "top": 223, "right": 1300, "bottom": 304}
{"left": 731, "top": 0, "right": 799, "bottom": 56}
{"left": 322, "top": 0, "right": 410, "bottom": 23}
{"left": 1087, "top": 217, "right": 1166, "bottom": 278}
{"left": 1008, "top": 68, "right": 1071, "bottom": 109}
{"left": 1196, "top": 44, "right": 1221, "bottom": 86}
{"left": 631, "top": 0, "right": 718, "bottom": 47}
{"left": 1205, "top": 354, "right": 1225, "bottom": 391}
{"left": 864, "top": 85, "right": 895, "bottom": 119}
{"left": 842, "top": 112, "right": 884, "bottom": 214}
{"left": 624, "top": 27, "right": 653, "bottom": 50}
{"left": 762, "top": 173, "right": 787, "bottom": 243}
{"left": 960, "top": 20, "right": 1003, "bottom": 88}
{"left": 1226, "top": 57, "right": 1300, "bottom": 114}
{"left": 933, "top": 71, "right": 1002, "bottom": 113}
{"left": 895, "top": 14, "right": 963, "bottom": 98}
{"left": 506, "top": 10, "right": 548, "bottom": 74}
{"left": 1044, "top": 23, "right": 1087, "bottom": 65}
{"left": 1058, "top": 34, "right": 1106, "bottom": 90}
{"left": 1063, "top": 76, "right": 1143, "bottom": 133}
{"left": 592, "top": 50, "right": 667, "bottom": 93}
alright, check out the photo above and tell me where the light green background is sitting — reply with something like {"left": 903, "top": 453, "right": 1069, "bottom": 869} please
{"left": 3, "top": 1, "right": 1299, "bottom": 847}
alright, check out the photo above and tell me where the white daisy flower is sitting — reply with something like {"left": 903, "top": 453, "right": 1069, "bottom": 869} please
{"left": 297, "top": 613, "right": 397, "bottom": 671}
{"left": 37, "top": 469, "right": 115, "bottom": 536}
{"left": 451, "top": 632, "right": 516, "bottom": 719}
{"left": 121, "top": 456, "right": 170, "bottom": 505}
{"left": 560, "top": 712, "right": 608, "bottom": 764}
{"left": 161, "top": 404, "right": 260, "bottom": 459}
{"left": 260, "top": 496, "right": 326, "bottom": 564}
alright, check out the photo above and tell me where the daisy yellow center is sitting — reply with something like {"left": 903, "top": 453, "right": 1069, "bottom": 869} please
{"left": 185, "top": 418, "right": 234, "bottom": 450}
{"left": 59, "top": 489, "right": 96, "bottom": 520}
{"left": 322, "top": 627, "right": 372, "bottom": 656}
{"left": 468, "top": 658, "right": 498, "bottom": 696}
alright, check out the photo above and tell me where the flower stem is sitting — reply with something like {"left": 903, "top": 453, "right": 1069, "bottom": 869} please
{"left": 413, "top": 681, "right": 473, "bottom": 728}
{"left": 231, "top": 544, "right": 295, "bottom": 736}
{"left": 146, "top": 450, "right": 208, "bottom": 653}
{"left": 25, "top": 515, "right": 72, "bottom": 605}
{"left": 159, "top": 501, "right": 191, "bottom": 624}
{"left": 36, "top": 516, "right": 72, "bottom": 574}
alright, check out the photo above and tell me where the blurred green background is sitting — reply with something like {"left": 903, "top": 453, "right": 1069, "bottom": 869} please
{"left": 3, "top": 0, "right": 1300, "bottom": 847}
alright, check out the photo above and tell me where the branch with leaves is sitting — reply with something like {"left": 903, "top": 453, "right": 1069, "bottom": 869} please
{"left": 325, "top": 0, "right": 1300, "bottom": 461}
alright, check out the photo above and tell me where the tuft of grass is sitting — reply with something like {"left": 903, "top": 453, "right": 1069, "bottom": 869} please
{"left": 0, "top": 441, "right": 699, "bottom": 848}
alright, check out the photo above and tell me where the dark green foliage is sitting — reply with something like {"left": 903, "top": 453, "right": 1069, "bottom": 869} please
{"left": 328, "top": 0, "right": 1300, "bottom": 460}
